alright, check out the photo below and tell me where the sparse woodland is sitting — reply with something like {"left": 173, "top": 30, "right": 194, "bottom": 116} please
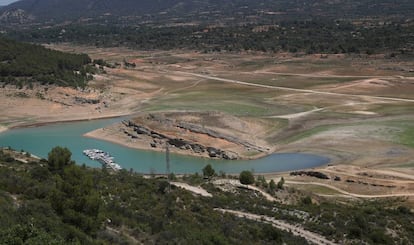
{"left": 6, "top": 20, "right": 414, "bottom": 55}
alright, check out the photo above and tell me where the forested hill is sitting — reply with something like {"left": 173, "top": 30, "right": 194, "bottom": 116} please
{"left": 0, "top": 37, "right": 94, "bottom": 87}
{"left": 0, "top": 0, "right": 413, "bottom": 55}
{"left": 1, "top": 0, "right": 413, "bottom": 24}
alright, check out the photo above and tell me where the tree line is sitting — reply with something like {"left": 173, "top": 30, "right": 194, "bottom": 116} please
{"left": 5, "top": 19, "right": 413, "bottom": 55}
{"left": 0, "top": 37, "right": 95, "bottom": 88}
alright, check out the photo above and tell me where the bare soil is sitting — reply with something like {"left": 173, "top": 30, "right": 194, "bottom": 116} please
{"left": 2, "top": 45, "right": 414, "bottom": 203}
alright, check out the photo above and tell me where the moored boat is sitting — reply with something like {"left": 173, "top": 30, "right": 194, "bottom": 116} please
{"left": 83, "top": 149, "right": 122, "bottom": 171}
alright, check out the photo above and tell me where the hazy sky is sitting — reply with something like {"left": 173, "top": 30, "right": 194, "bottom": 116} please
{"left": 0, "top": 0, "right": 18, "bottom": 6}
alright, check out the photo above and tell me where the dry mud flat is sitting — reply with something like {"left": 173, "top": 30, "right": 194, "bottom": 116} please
{"left": 0, "top": 68, "right": 163, "bottom": 129}
{"left": 0, "top": 84, "right": 117, "bottom": 127}
{"left": 86, "top": 112, "right": 273, "bottom": 160}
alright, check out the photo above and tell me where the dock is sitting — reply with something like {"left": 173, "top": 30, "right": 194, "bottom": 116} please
{"left": 83, "top": 149, "right": 122, "bottom": 171}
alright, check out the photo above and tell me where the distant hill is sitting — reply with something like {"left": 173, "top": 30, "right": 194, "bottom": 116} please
{"left": 1, "top": 0, "right": 413, "bottom": 24}
{"left": 1, "top": 0, "right": 178, "bottom": 20}
{"left": 1, "top": 0, "right": 413, "bottom": 55}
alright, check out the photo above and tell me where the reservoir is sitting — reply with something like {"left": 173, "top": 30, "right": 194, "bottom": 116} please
{"left": 0, "top": 118, "right": 330, "bottom": 174}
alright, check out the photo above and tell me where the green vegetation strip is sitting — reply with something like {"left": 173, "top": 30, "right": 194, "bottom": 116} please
{"left": 400, "top": 126, "right": 414, "bottom": 147}
{"left": 283, "top": 125, "right": 333, "bottom": 143}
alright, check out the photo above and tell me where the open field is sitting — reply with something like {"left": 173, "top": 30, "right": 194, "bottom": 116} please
{"left": 1, "top": 44, "right": 414, "bottom": 201}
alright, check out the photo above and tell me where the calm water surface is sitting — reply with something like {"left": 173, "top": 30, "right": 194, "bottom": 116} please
{"left": 0, "top": 118, "right": 330, "bottom": 174}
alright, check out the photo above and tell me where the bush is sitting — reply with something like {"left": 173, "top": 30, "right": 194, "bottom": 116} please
{"left": 269, "top": 179, "right": 276, "bottom": 192}
{"left": 239, "top": 171, "right": 254, "bottom": 185}
{"left": 47, "top": 146, "right": 73, "bottom": 171}
{"left": 277, "top": 177, "right": 285, "bottom": 189}
{"left": 301, "top": 196, "right": 312, "bottom": 205}
{"left": 202, "top": 164, "right": 215, "bottom": 179}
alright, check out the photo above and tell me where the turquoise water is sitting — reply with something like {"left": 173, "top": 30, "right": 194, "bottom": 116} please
{"left": 0, "top": 118, "right": 330, "bottom": 174}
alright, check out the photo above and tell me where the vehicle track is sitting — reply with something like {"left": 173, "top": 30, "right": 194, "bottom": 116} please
{"left": 215, "top": 208, "right": 338, "bottom": 245}
{"left": 286, "top": 181, "right": 414, "bottom": 198}
{"left": 176, "top": 71, "right": 414, "bottom": 103}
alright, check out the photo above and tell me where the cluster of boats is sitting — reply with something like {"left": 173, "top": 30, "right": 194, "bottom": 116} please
{"left": 83, "top": 149, "right": 122, "bottom": 171}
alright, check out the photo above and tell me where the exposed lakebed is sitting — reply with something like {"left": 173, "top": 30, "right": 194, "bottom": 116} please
{"left": 0, "top": 118, "right": 330, "bottom": 174}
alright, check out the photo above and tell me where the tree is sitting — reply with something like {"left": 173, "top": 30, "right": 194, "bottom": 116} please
{"left": 269, "top": 179, "right": 277, "bottom": 192}
{"left": 202, "top": 164, "right": 215, "bottom": 179}
{"left": 239, "top": 170, "right": 254, "bottom": 185}
{"left": 47, "top": 146, "right": 73, "bottom": 171}
{"left": 277, "top": 177, "right": 285, "bottom": 190}
{"left": 256, "top": 175, "right": 268, "bottom": 188}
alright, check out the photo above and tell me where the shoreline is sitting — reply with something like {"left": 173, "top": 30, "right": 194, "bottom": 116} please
{"left": 7, "top": 113, "right": 131, "bottom": 130}
{"left": 83, "top": 127, "right": 272, "bottom": 161}
{"left": 2, "top": 115, "right": 336, "bottom": 169}
{"left": 1, "top": 112, "right": 273, "bottom": 161}
{"left": 0, "top": 125, "right": 8, "bottom": 134}
{"left": 84, "top": 126, "right": 335, "bottom": 165}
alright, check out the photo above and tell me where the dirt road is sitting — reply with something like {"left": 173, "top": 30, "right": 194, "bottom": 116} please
{"left": 286, "top": 181, "right": 414, "bottom": 198}
{"left": 215, "top": 208, "right": 338, "bottom": 245}
{"left": 213, "top": 179, "right": 277, "bottom": 202}
{"left": 177, "top": 71, "right": 414, "bottom": 103}
{"left": 171, "top": 182, "right": 213, "bottom": 197}
{"left": 254, "top": 71, "right": 406, "bottom": 79}
{"left": 268, "top": 101, "right": 381, "bottom": 119}
{"left": 171, "top": 180, "right": 337, "bottom": 244}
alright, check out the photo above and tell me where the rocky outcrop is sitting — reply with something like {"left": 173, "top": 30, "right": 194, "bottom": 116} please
{"left": 176, "top": 122, "right": 267, "bottom": 153}
{"left": 121, "top": 120, "right": 239, "bottom": 160}
{"left": 74, "top": 96, "right": 100, "bottom": 104}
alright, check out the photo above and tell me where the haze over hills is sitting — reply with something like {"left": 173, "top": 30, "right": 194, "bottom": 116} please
{"left": 1, "top": 0, "right": 413, "bottom": 24}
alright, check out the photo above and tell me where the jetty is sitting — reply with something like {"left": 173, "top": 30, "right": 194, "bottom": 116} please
{"left": 83, "top": 149, "right": 122, "bottom": 171}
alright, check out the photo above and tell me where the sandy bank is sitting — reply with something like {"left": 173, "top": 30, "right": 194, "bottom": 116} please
{"left": 84, "top": 127, "right": 164, "bottom": 153}
{"left": 9, "top": 113, "right": 129, "bottom": 130}
{"left": 0, "top": 126, "right": 8, "bottom": 134}
{"left": 83, "top": 127, "right": 228, "bottom": 159}
{"left": 84, "top": 124, "right": 271, "bottom": 161}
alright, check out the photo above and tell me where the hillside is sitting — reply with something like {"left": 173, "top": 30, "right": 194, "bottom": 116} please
{"left": 0, "top": 147, "right": 307, "bottom": 244}
{"left": 0, "top": 37, "right": 94, "bottom": 87}
{"left": 1, "top": 147, "right": 413, "bottom": 244}
{"left": 1, "top": 0, "right": 413, "bottom": 24}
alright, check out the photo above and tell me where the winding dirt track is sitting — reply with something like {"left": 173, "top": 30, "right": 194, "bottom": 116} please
{"left": 286, "top": 181, "right": 414, "bottom": 198}
{"left": 213, "top": 179, "right": 277, "bottom": 202}
{"left": 254, "top": 71, "right": 406, "bottom": 79}
{"left": 176, "top": 71, "right": 414, "bottom": 103}
{"left": 171, "top": 180, "right": 340, "bottom": 244}
{"left": 215, "top": 208, "right": 338, "bottom": 245}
